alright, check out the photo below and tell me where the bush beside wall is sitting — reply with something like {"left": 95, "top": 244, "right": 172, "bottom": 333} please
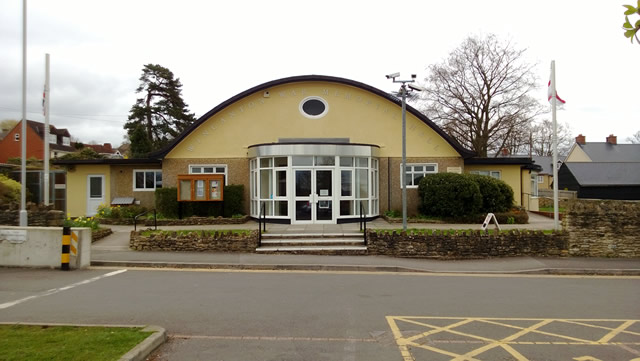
{"left": 155, "top": 185, "right": 244, "bottom": 219}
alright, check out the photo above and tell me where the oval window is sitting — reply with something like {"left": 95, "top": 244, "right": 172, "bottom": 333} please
{"left": 299, "top": 97, "right": 328, "bottom": 119}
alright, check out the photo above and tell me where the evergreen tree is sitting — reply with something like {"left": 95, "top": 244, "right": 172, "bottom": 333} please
{"left": 125, "top": 64, "right": 196, "bottom": 153}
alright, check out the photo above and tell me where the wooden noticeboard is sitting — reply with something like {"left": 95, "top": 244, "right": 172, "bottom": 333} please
{"left": 177, "top": 174, "right": 224, "bottom": 202}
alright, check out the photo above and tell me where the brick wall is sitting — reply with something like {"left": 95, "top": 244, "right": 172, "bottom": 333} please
{"left": 367, "top": 230, "right": 568, "bottom": 259}
{"left": 564, "top": 199, "right": 640, "bottom": 257}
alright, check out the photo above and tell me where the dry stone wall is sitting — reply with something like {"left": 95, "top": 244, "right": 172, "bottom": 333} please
{"left": 367, "top": 230, "right": 568, "bottom": 259}
{"left": 0, "top": 204, "right": 63, "bottom": 227}
{"left": 564, "top": 199, "right": 640, "bottom": 257}
{"left": 130, "top": 230, "right": 258, "bottom": 252}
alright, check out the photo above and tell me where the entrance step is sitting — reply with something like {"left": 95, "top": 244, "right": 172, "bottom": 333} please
{"left": 256, "top": 233, "right": 367, "bottom": 255}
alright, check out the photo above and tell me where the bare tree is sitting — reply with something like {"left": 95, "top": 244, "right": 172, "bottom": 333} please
{"left": 529, "top": 119, "right": 573, "bottom": 156}
{"left": 627, "top": 131, "right": 640, "bottom": 143}
{"left": 421, "top": 34, "right": 544, "bottom": 157}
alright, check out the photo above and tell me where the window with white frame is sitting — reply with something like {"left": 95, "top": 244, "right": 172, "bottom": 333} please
{"left": 62, "top": 137, "right": 70, "bottom": 146}
{"left": 537, "top": 175, "right": 544, "bottom": 184}
{"left": 401, "top": 163, "right": 438, "bottom": 187}
{"left": 48, "top": 134, "right": 57, "bottom": 144}
{"left": 189, "top": 164, "right": 228, "bottom": 184}
{"left": 133, "top": 170, "right": 162, "bottom": 191}
{"left": 530, "top": 173, "right": 539, "bottom": 197}
{"left": 14, "top": 133, "right": 19, "bottom": 142}
{"left": 469, "top": 170, "right": 501, "bottom": 180}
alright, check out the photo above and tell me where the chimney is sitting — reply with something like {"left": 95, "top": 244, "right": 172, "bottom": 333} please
{"left": 606, "top": 134, "right": 617, "bottom": 145}
{"left": 103, "top": 143, "right": 112, "bottom": 152}
{"left": 575, "top": 134, "right": 586, "bottom": 145}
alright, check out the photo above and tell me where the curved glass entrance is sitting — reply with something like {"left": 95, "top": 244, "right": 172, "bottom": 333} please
{"left": 248, "top": 143, "right": 379, "bottom": 224}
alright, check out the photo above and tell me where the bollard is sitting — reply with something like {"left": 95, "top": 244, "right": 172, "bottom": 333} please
{"left": 61, "top": 226, "right": 71, "bottom": 271}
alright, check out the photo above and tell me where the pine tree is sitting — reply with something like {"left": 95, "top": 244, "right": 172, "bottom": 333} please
{"left": 125, "top": 64, "right": 196, "bottom": 154}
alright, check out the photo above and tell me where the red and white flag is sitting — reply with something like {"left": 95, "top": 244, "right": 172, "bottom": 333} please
{"left": 42, "top": 85, "right": 46, "bottom": 115}
{"left": 547, "top": 78, "right": 565, "bottom": 104}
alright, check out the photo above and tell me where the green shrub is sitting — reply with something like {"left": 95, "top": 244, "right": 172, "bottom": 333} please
{"left": 468, "top": 174, "right": 514, "bottom": 213}
{"left": 155, "top": 185, "right": 244, "bottom": 218}
{"left": 0, "top": 174, "right": 21, "bottom": 205}
{"left": 418, "top": 173, "right": 482, "bottom": 218}
{"left": 155, "top": 187, "right": 178, "bottom": 218}
{"left": 96, "top": 204, "right": 147, "bottom": 219}
{"left": 223, "top": 184, "right": 244, "bottom": 216}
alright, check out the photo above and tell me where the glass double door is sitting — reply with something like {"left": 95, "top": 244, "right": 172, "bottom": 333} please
{"left": 294, "top": 169, "right": 333, "bottom": 223}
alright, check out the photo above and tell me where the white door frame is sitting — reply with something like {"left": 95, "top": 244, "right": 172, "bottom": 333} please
{"left": 86, "top": 174, "right": 105, "bottom": 216}
{"left": 293, "top": 168, "right": 335, "bottom": 224}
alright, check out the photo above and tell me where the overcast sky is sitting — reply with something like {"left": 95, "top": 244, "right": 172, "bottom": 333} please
{"left": 1, "top": 0, "right": 638, "bottom": 147}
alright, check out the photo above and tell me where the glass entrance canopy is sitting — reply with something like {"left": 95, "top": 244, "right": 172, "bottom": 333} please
{"left": 248, "top": 142, "right": 380, "bottom": 224}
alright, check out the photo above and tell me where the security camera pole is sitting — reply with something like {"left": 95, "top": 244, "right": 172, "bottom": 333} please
{"left": 386, "top": 73, "right": 421, "bottom": 231}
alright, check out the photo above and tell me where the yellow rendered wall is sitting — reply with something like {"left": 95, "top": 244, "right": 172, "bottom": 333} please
{"left": 65, "top": 165, "right": 110, "bottom": 217}
{"left": 166, "top": 81, "right": 461, "bottom": 160}
{"left": 565, "top": 145, "right": 591, "bottom": 162}
{"left": 465, "top": 165, "right": 522, "bottom": 206}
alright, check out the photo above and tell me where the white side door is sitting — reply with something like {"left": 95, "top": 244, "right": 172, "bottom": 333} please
{"left": 86, "top": 175, "right": 105, "bottom": 216}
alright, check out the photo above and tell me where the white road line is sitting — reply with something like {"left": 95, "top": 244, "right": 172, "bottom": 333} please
{"left": 0, "top": 269, "right": 127, "bottom": 310}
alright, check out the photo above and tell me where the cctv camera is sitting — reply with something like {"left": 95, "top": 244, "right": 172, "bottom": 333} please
{"left": 385, "top": 72, "right": 400, "bottom": 79}
{"left": 408, "top": 83, "right": 425, "bottom": 92}
{"left": 411, "top": 74, "right": 417, "bottom": 79}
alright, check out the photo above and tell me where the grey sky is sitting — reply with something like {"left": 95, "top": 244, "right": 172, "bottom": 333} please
{"left": 1, "top": 0, "right": 638, "bottom": 146}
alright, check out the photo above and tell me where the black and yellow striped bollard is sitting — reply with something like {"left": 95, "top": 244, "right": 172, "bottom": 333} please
{"left": 61, "top": 226, "right": 71, "bottom": 271}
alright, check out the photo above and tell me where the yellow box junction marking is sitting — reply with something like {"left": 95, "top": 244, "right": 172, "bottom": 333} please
{"left": 70, "top": 231, "right": 78, "bottom": 256}
{"left": 386, "top": 316, "right": 640, "bottom": 361}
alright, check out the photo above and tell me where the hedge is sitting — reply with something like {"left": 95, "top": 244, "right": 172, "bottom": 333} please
{"left": 155, "top": 185, "right": 244, "bottom": 218}
{"left": 418, "top": 173, "right": 515, "bottom": 218}
{"left": 418, "top": 173, "right": 482, "bottom": 218}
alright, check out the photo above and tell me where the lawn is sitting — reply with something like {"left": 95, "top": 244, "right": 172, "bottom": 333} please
{"left": 0, "top": 324, "right": 152, "bottom": 361}
{"left": 539, "top": 206, "right": 566, "bottom": 213}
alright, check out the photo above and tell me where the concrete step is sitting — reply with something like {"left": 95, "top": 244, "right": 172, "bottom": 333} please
{"left": 261, "top": 238, "right": 365, "bottom": 247}
{"left": 255, "top": 245, "right": 368, "bottom": 255}
{"left": 261, "top": 233, "right": 363, "bottom": 239}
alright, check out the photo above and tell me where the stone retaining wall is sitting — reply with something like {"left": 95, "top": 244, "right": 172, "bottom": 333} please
{"left": 0, "top": 204, "right": 63, "bottom": 227}
{"left": 564, "top": 199, "right": 640, "bottom": 257}
{"left": 130, "top": 230, "right": 258, "bottom": 252}
{"left": 367, "top": 230, "right": 568, "bottom": 259}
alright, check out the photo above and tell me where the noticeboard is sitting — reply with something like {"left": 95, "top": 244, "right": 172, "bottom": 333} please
{"left": 177, "top": 174, "right": 224, "bottom": 202}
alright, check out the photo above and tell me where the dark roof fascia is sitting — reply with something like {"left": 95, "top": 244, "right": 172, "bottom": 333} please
{"left": 148, "top": 75, "right": 476, "bottom": 159}
{"left": 465, "top": 157, "right": 535, "bottom": 165}
{"left": 53, "top": 158, "right": 161, "bottom": 165}
{"left": 248, "top": 141, "right": 381, "bottom": 149}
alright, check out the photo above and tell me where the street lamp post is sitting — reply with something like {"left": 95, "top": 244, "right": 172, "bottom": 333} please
{"left": 386, "top": 73, "right": 423, "bottom": 231}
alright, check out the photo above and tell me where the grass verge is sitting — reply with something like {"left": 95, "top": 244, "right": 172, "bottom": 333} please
{"left": 0, "top": 324, "right": 152, "bottom": 361}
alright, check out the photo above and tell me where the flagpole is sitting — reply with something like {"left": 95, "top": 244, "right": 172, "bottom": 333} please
{"left": 551, "top": 60, "right": 560, "bottom": 231}
{"left": 19, "top": 0, "right": 28, "bottom": 226}
{"left": 44, "top": 53, "right": 50, "bottom": 206}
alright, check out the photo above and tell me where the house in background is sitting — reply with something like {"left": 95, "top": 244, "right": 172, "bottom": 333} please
{"left": 81, "top": 143, "right": 123, "bottom": 158}
{"left": 0, "top": 120, "right": 75, "bottom": 163}
{"left": 532, "top": 155, "right": 554, "bottom": 191}
{"left": 558, "top": 134, "right": 640, "bottom": 200}
{"left": 56, "top": 75, "right": 540, "bottom": 218}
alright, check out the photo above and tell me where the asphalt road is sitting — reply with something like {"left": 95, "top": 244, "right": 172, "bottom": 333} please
{"left": 1, "top": 267, "right": 639, "bottom": 361}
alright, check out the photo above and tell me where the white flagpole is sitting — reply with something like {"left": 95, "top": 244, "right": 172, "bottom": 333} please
{"left": 19, "top": 0, "right": 28, "bottom": 226}
{"left": 551, "top": 60, "right": 560, "bottom": 230}
{"left": 44, "top": 53, "right": 50, "bottom": 206}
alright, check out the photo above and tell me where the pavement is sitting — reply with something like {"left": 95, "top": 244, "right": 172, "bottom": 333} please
{"left": 91, "top": 213, "right": 640, "bottom": 276}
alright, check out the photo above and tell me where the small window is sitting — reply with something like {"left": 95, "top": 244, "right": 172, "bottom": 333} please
{"left": 14, "top": 133, "right": 19, "bottom": 142}
{"left": 133, "top": 170, "right": 162, "bottom": 191}
{"left": 48, "top": 134, "right": 57, "bottom": 144}
{"left": 402, "top": 163, "right": 438, "bottom": 188}
{"left": 189, "top": 164, "right": 228, "bottom": 185}
{"left": 537, "top": 175, "right": 544, "bottom": 184}
{"left": 62, "top": 137, "right": 70, "bottom": 146}
{"left": 470, "top": 170, "right": 501, "bottom": 180}
{"left": 299, "top": 96, "right": 328, "bottom": 119}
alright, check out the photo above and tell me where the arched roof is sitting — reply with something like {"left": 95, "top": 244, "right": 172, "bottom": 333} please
{"left": 149, "top": 75, "right": 475, "bottom": 158}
